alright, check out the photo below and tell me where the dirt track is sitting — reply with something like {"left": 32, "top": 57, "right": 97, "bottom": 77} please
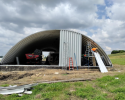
{"left": 0, "top": 65, "right": 124, "bottom": 86}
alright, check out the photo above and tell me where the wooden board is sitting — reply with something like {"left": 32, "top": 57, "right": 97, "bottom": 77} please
{"left": 92, "top": 57, "right": 96, "bottom": 66}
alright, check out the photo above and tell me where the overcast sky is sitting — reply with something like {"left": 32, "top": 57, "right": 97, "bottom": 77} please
{"left": 0, "top": 0, "right": 125, "bottom": 56}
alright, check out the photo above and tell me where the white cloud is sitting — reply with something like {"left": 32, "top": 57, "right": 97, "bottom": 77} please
{"left": 23, "top": 27, "right": 45, "bottom": 35}
{"left": 91, "top": 19, "right": 125, "bottom": 42}
{"left": 90, "top": 17, "right": 125, "bottom": 54}
{"left": 0, "top": 26, "right": 26, "bottom": 55}
{"left": 69, "top": 29, "right": 87, "bottom": 35}
{"left": 10, "top": 23, "right": 18, "bottom": 27}
{"left": 105, "top": 46, "right": 112, "bottom": 51}
{"left": 106, "top": 1, "right": 125, "bottom": 21}
{"left": 102, "top": 30, "right": 108, "bottom": 37}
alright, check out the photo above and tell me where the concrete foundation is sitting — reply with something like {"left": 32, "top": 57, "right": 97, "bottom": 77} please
{"left": 0, "top": 65, "right": 111, "bottom": 71}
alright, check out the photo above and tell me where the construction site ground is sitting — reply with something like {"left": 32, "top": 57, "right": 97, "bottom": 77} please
{"left": 0, "top": 64, "right": 124, "bottom": 86}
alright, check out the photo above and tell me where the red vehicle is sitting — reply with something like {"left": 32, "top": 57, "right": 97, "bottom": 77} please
{"left": 25, "top": 49, "right": 42, "bottom": 64}
{"left": 25, "top": 54, "right": 39, "bottom": 59}
{"left": 25, "top": 54, "right": 40, "bottom": 64}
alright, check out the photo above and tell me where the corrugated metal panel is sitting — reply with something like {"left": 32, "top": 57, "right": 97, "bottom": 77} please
{"left": 93, "top": 52, "right": 108, "bottom": 73}
{"left": 59, "top": 30, "right": 82, "bottom": 66}
{"left": 0, "top": 83, "right": 37, "bottom": 95}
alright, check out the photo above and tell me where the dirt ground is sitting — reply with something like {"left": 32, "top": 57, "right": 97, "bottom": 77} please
{"left": 0, "top": 65, "right": 125, "bottom": 86}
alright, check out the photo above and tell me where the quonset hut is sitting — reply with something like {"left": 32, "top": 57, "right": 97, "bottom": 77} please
{"left": 1, "top": 30, "right": 112, "bottom": 67}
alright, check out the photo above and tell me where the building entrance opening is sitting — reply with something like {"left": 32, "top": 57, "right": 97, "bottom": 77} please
{"left": 42, "top": 51, "right": 59, "bottom": 65}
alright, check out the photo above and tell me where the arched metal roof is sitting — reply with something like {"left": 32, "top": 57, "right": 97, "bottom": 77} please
{"left": 1, "top": 30, "right": 112, "bottom": 66}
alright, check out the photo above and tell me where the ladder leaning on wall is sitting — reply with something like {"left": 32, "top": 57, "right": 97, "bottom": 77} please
{"left": 69, "top": 57, "right": 74, "bottom": 70}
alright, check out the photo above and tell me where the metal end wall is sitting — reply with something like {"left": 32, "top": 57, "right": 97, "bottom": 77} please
{"left": 59, "top": 30, "right": 82, "bottom": 66}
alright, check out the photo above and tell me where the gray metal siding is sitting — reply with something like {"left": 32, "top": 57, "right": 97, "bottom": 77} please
{"left": 59, "top": 30, "right": 82, "bottom": 66}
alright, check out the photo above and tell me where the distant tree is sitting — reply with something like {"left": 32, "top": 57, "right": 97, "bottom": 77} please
{"left": 119, "top": 50, "right": 125, "bottom": 53}
{"left": 111, "top": 50, "right": 119, "bottom": 54}
{"left": 111, "top": 50, "right": 125, "bottom": 54}
{"left": 0, "top": 56, "right": 3, "bottom": 58}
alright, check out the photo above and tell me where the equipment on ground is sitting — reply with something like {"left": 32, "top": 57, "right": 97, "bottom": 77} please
{"left": 25, "top": 54, "right": 39, "bottom": 60}
{"left": 25, "top": 49, "right": 42, "bottom": 64}
{"left": 47, "top": 52, "right": 59, "bottom": 65}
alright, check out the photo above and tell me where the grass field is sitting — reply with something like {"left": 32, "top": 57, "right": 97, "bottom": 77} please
{"left": 1, "top": 74, "right": 125, "bottom": 100}
{"left": 0, "top": 53, "right": 125, "bottom": 100}
{"left": 108, "top": 52, "right": 125, "bottom": 65}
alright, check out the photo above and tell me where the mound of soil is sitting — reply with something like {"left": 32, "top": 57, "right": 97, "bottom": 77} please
{"left": 0, "top": 73, "right": 33, "bottom": 81}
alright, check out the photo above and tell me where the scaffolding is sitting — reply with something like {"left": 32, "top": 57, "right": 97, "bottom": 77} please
{"left": 84, "top": 41, "right": 94, "bottom": 68}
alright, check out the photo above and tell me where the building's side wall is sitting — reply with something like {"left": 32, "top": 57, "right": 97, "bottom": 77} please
{"left": 59, "top": 30, "right": 82, "bottom": 66}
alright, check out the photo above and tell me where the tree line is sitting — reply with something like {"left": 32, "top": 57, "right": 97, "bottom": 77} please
{"left": 111, "top": 50, "right": 125, "bottom": 54}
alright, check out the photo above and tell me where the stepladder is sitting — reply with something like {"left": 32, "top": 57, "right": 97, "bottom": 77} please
{"left": 69, "top": 57, "right": 74, "bottom": 70}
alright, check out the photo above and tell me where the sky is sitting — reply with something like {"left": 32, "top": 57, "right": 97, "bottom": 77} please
{"left": 0, "top": 0, "right": 125, "bottom": 56}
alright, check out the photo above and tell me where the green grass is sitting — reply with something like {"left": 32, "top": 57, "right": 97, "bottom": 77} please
{"left": 108, "top": 52, "right": 125, "bottom": 65}
{"left": 73, "top": 86, "right": 98, "bottom": 99}
{"left": 62, "top": 73, "right": 68, "bottom": 75}
{"left": 0, "top": 84, "right": 9, "bottom": 87}
{"left": 2, "top": 73, "right": 125, "bottom": 100}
